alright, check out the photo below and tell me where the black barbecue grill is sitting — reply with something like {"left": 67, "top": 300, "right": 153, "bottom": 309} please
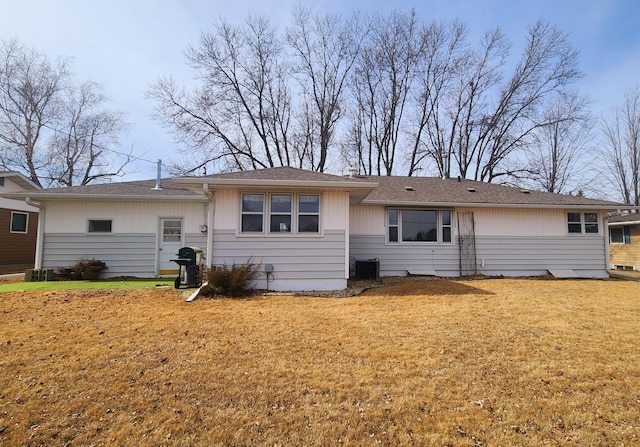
{"left": 172, "top": 246, "right": 204, "bottom": 288}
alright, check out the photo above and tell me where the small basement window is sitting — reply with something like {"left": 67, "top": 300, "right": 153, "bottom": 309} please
{"left": 88, "top": 219, "right": 112, "bottom": 233}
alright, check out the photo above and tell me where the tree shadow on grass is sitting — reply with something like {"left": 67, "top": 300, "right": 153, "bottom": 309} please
{"left": 361, "top": 278, "right": 495, "bottom": 297}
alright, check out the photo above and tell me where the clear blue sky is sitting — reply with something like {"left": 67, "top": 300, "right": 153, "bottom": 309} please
{"left": 2, "top": 0, "right": 639, "bottom": 180}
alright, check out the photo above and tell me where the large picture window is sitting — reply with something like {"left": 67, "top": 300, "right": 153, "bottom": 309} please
{"left": 567, "top": 212, "right": 599, "bottom": 234}
{"left": 10, "top": 212, "right": 28, "bottom": 233}
{"left": 241, "top": 193, "right": 320, "bottom": 234}
{"left": 387, "top": 209, "right": 453, "bottom": 243}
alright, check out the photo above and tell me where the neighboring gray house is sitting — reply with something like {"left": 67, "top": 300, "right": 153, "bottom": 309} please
{"left": 2, "top": 167, "right": 632, "bottom": 290}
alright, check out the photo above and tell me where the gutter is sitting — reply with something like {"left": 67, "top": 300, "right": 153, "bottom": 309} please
{"left": 359, "top": 200, "right": 635, "bottom": 211}
{"left": 25, "top": 197, "right": 45, "bottom": 269}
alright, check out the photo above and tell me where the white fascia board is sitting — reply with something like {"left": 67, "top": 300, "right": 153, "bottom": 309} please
{"left": 18, "top": 194, "right": 207, "bottom": 203}
{"left": 608, "top": 220, "right": 640, "bottom": 226}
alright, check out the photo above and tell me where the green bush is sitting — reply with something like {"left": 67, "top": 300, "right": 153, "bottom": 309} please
{"left": 200, "top": 261, "right": 262, "bottom": 298}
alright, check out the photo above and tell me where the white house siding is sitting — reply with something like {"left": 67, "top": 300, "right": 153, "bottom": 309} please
{"left": 210, "top": 229, "right": 347, "bottom": 291}
{"left": 349, "top": 205, "right": 609, "bottom": 278}
{"left": 41, "top": 200, "right": 208, "bottom": 277}
{"left": 208, "top": 189, "right": 350, "bottom": 291}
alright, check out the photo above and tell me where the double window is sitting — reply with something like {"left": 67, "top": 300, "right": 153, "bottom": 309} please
{"left": 567, "top": 212, "right": 599, "bottom": 234}
{"left": 10, "top": 212, "right": 28, "bottom": 233}
{"left": 241, "top": 193, "right": 320, "bottom": 234}
{"left": 387, "top": 209, "right": 452, "bottom": 243}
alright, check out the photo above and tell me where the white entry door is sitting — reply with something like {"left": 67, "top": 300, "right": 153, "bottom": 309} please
{"left": 159, "top": 218, "right": 183, "bottom": 275}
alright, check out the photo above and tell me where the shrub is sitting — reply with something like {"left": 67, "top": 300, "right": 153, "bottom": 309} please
{"left": 57, "top": 258, "right": 107, "bottom": 280}
{"left": 200, "top": 261, "right": 262, "bottom": 298}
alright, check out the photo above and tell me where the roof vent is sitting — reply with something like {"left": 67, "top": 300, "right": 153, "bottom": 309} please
{"left": 405, "top": 186, "right": 415, "bottom": 191}
{"left": 348, "top": 166, "right": 358, "bottom": 178}
{"left": 520, "top": 189, "right": 530, "bottom": 194}
{"left": 466, "top": 187, "right": 476, "bottom": 193}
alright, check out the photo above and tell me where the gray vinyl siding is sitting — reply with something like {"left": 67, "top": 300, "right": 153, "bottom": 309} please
{"left": 42, "top": 232, "right": 207, "bottom": 278}
{"left": 350, "top": 234, "right": 608, "bottom": 278}
{"left": 211, "top": 229, "right": 347, "bottom": 290}
{"left": 350, "top": 235, "right": 459, "bottom": 276}
{"left": 475, "top": 236, "right": 608, "bottom": 277}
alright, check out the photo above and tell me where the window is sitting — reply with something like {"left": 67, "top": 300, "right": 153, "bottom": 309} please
{"left": 270, "top": 194, "right": 292, "bottom": 233}
{"left": 387, "top": 209, "right": 453, "bottom": 243}
{"left": 610, "top": 226, "right": 631, "bottom": 244}
{"left": 240, "top": 193, "right": 320, "bottom": 234}
{"left": 241, "top": 194, "right": 264, "bottom": 232}
{"left": 567, "top": 212, "right": 599, "bottom": 234}
{"left": 298, "top": 195, "right": 319, "bottom": 233}
{"left": 88, "top": 219, "right": 112, "bottom": 233}
{"left": 162, "top": 219, "right": 182, "bottom": 242}
{"left": 10, "top": 212, "right": 28, "bottom": 233}
{"left": 388, "top": 209, "right": 399, "bottom": 242}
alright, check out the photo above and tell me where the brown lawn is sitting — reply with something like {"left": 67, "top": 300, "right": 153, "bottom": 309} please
{"left": 1, "top": 278, "right": 639, "bottom": 446}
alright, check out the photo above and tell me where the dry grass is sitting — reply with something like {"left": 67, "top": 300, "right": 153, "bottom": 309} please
{"left": 1, "top": 278, "right": 639, "bottom": 446}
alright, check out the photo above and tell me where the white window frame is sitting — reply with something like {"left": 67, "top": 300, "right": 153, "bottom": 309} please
{"left": 609, "top": 226, "right": 630, "bottom": 244}
{"left": 239, "top": 192, "right": 321, "bottom": 236}
{"left": 386, "top": 208, "right": 454, "bottom": 244}
{"left": 10, "top": 211, "right": 28, "bottom": 234}
{"left": 567, "top": 212, "right": 599, "bottom": 235}
{"left": 87, "top": 219, "right": 113, "bottom": 234}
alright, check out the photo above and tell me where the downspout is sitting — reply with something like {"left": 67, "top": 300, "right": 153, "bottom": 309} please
{"left": 604, "top": 213, "right": 612, "bottom": 275}
{"left": 25, "top": 197, "right": 45, "bottom": 269}
{"left": 345, "top": 193, "right": 350, "bottom": 281}
{"left": 203, "top": 184, "right": 214, "bottom": 268}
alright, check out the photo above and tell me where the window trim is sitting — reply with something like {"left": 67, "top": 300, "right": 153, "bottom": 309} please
{"left": 239, "top": 192, "right": 322, "bottom": 236}
{"left": 386, "top": 208, "right": 454, "bottom": 245}
{"left": 609, "top": 225, "right": 631, "bottom": 244}
{"left": 87, "top": 219, "right": 113, "bottom": 234}
{"left": 567, "top": 212, "right": 600, "bottom": 235}
{"left": 10, "top": 211, "right": 28, "bottom": 234}
{"left": 241, "top": 193, "right": 265, "bottom": 233}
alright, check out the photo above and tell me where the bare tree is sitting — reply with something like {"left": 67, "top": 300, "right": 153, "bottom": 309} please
{"left": 600, "top": 86, "right": 640, "bottom": 206}
{"left": 149, "top": 15, "right": 294, "bottom": 173}
{"left": 524, "top": 92, "right": 593, "bottom": 193}
{"left": 286, "top": 6, "right": 363, "bottom": 172}
{"left": 406, "top": 20, "right": 470, "bottom": 177}
{"left": 47, "top": 82, "right": 130, "bottom": 186}
{"left": 408, "top": 20, "right": 582, "bottom": 183}
{"left": 0, "top": 38, "right": 130, "bottom": 187}
{"left": 350, "top": 10, "right": 425, "bottom": 175}
{"left": 0, "top": 38, "right": 68, "bottom": 187}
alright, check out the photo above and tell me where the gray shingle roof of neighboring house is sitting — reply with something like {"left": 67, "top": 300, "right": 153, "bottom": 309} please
{"left": 0, "top": 170, "right": 41, "bottom": 190}
{"left": 609, "top": 213, "right": 640, "bottom": 224}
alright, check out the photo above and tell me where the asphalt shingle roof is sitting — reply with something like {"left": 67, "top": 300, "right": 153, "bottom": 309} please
{"left": 3, "top": 166, "right": 628, "bottom": 209}
{"left": 357, "top": 175, "right": 623, "bottom": 207}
